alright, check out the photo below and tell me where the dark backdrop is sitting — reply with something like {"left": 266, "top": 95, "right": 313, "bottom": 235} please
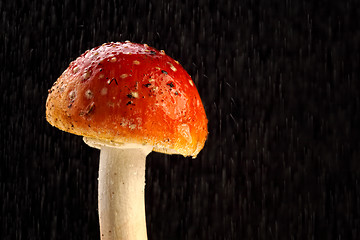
{"left": 1, "top": 0, "right": 360, "bottom": 239}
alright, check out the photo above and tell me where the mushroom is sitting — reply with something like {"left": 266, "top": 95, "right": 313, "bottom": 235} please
{"left": 46, "top": 42, "right": 208, "bottom": 239}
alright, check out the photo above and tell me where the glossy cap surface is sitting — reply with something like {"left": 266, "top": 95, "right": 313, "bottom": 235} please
{"left": 46, "top": 42, "right": 208, "bottom": 157}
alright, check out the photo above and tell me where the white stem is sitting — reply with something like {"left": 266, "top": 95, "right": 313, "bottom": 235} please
{"left": 98, "top": 145, "right": 152, "bottom": 240}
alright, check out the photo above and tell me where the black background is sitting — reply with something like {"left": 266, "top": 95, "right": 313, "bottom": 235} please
{"left": 2, "top": 0, "right": 360, "bottom": 239}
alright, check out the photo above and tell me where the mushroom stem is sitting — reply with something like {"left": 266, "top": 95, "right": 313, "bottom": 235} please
{"left": 98, "top": 145, "right": 152, "bottom": 240}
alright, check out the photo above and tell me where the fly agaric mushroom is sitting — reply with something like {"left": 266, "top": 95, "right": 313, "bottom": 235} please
{"left": 46, "top": 41, "right": 208, "bottom": 240}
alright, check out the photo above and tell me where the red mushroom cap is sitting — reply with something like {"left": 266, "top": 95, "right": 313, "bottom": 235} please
{"left": 46, "top": 42, "right": 208, "bottom": 157}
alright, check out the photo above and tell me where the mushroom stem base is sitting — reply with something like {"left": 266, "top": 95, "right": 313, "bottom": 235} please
{"left": 98, "top": 146, "right": 151, "bottom": 240}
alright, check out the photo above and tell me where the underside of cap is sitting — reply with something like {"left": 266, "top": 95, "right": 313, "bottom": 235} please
{"left": 46, "top": 42, "right": 208, "bottom": 158}
{"left": 83, "top": 137, "right": 178, "bottom": 155}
